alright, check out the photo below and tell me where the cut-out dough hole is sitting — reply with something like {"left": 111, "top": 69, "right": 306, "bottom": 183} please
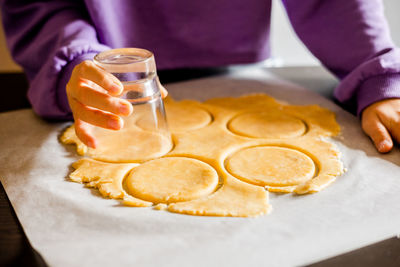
{"left": 228, "top": 112, "right": 306, "bottom": 139}
{"left": 126, "top": 157, "right": 219, "bottom": 203}
{"left": 226, "top": 146, "right": 315, "bottom": 187}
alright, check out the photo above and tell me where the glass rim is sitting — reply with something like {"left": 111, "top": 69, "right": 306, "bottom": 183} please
{"left": 93, "top": 48, "right": 154, "bottom": 65}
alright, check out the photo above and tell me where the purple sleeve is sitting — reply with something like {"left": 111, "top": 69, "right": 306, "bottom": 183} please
{"left": 282, "top": 0, "right": 400, "bottom": 115}
{"left": 1, "top": 1, "right": 110, "bottom": 119}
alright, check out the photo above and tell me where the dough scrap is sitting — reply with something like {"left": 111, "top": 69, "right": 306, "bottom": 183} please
{"left": 70, "top": 158, "right": 151, "bottom": 206}
{"left": 61, "top": 93, "right": 344, "bottom": 217}
{"left": 168, "top": 173, "right": 271, "bottom": 217}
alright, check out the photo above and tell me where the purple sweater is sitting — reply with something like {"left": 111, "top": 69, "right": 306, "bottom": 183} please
{"left": 2, "top": 0, "right": 400, "bottom": 119}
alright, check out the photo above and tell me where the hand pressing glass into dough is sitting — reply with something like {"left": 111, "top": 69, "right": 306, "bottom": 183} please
{"left": 362, "top": 99, "right": 400, "bottom": 153}
{"left": 66, "top": 60, "right": 167, "bottom": 148}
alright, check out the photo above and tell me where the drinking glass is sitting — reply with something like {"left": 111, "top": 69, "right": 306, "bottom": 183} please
{"left": 90, "top": 48, "right": 172, "bottom": 162}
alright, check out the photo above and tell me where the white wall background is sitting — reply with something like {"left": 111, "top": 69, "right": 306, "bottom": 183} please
{"left": 1, "top": 0, "right": 400, "bottom": 71}
{"left": 270, "top": 0, "right": 400, "bottom": 66}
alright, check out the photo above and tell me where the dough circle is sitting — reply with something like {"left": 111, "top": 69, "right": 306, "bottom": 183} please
{"left": 126, "top": 157, "right": 219, "bottom": 203}
{"left": 147, "top": 102, "right": 212, "bottom": 132}
{"left": 88, "top": 128, "right": 172, "bottom": 163}
{"left": 228, "top": 112, "right": 306, "bottom": 139}
{"left": 226, "top": 146, "right": 315, "bottom": 186}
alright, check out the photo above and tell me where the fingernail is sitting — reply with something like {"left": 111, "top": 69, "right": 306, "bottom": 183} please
{"left": 108, "top": 118, "right": 121, "bottom": 130}
{"left": 119, "top": 102, "right": 131, "bottom": 115}
{"left": 111, "top": 83, "right": 122, "bottom": 94}
{"left": 87, "top": 140, "right": 96, "bottom": 148}
{"left": 161, "top": 87, "right": 168, "bottom": 98}
{"left": 378, "top": 140, "right": 391, "bottom": 152}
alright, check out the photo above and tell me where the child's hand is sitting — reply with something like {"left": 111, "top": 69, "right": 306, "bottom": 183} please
{"left": 66, "top": 60, "right": 133, "bottom": 148}
{"left": 361, "top": 99, "right": 400, "bottom": 153}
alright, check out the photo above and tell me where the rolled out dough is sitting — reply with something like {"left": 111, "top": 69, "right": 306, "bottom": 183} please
{"left": 60, "top": 93, "right": 344, "bottom": 217}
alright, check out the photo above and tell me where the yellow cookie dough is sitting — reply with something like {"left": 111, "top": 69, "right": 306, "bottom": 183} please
{"left": 87, "top": 127, "right": 172, "bottom": 163}
{"left": 228, "top": 112, "right": 306, "bottom": 138}
{"left": 61, "top": 102, "right": 172, "bottom": 163}
{"left": 168, "top": 172, "right": 271, "bottom": 217}
{"left": 126, "top": 157, "right": 219, "bottom": 203}
{"left": 70, "top": 158, "right": 151, "bottom": 206}
{"left": 138, "top": 98, "right": 212, "bottom": 132}
{"left": 226, "top": 146, "right": 315, "bottom": 187}
{"left": 61, "top": 92, "right": 344, "bottom": 217}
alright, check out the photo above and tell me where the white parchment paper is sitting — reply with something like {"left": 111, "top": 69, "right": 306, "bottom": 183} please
{"left": 1, "top": 68, "right": 399, "bottom": 267}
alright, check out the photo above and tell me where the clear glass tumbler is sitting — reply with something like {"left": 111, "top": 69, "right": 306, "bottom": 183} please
{"left": 89, "top": 48, "right": 172, "bottom": 163}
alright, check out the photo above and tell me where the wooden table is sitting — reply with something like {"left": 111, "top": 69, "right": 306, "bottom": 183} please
{"left": 0, "top": 67, "right": 399, "bottom": 267}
